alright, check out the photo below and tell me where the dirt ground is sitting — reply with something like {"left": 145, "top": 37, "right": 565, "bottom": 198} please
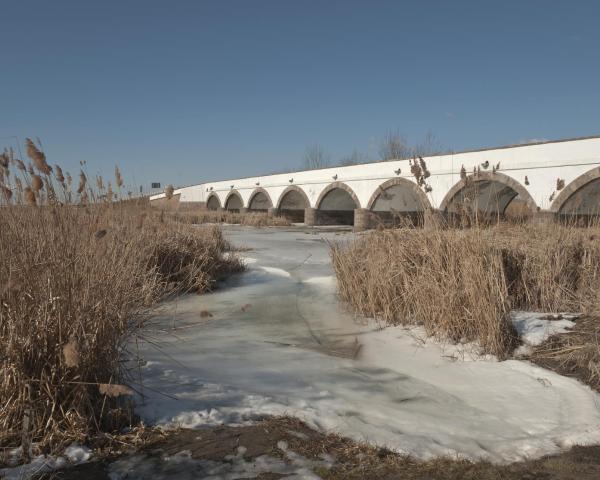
{"left": 40, "top": 416, "right": 600, "bottom": 480}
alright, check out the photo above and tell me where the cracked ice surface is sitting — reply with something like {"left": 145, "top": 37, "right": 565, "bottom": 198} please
{"left": 134, "top": 225, "right": 600, "bottom": 464}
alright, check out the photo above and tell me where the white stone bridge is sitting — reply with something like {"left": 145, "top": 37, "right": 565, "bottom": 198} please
{"left": 150, "top": 135, "right": 600, "bottom": 230}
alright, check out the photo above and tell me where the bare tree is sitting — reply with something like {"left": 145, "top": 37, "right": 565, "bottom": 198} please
{"left": 413, "top": 131, "right": 444, "bottom": 157}
{"left": 379, "top": 130, "right": 411, "bottom": 161}
{"left": 303, "top": 144, "right": 330, "bottom": 170}
{"left": 339, "top": 149, "right": 368, "bottom": 166}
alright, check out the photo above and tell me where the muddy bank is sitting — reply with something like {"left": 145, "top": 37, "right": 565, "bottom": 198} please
{"left": 43, "top": 416, "right": 600, "bottom": 480}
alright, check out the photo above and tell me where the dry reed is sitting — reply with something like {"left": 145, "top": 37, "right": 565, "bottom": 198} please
{"left": 167, "top": 209, "right": 292, "bottom": 227}
{"left": 0, "top": 140, "right": 244, "bottom": 456}
{"left": 331, "top": 222, "right": 600, "bottom": 357}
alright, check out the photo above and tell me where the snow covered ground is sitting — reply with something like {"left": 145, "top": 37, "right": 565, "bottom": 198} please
{"left": 130, "top": 225, "right": 600, "bottom": 465}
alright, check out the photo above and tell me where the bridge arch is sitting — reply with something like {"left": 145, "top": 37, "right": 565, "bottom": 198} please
{"left": 367, "top": 177, "right": 431, "bottom": 226}
{"left": 550, "top": 166, "right": 600, "bottom": 216}
{"left": 276, "top": 185, "right": 310, "bottom": 222}
{"left": 206, "top": 193, "right": 221, "bottom": 210}
{"left": 316, "top": 182, "right": 360, "bottom": 226}
{"left": 248, "top": 188, "right": 273, "bottom": 211}
{"left": 224, "top": 190, "right": 244, "bottom": 212}
{"left": 439, "top": 171, "right": 537, "bottom": 217}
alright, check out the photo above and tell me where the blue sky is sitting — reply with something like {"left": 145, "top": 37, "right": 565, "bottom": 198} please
{"left": 1, "top": 1, "right": 599, "bottom": 191}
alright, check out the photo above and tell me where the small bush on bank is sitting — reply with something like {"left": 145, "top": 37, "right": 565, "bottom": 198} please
{"left": 330, "top": 223, "right": 600, "bottom": 358}
{"left": 0, "top": 142, "right": 243, "bottom": 453}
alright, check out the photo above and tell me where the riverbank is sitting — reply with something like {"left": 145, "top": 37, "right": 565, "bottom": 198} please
{"left": 37, "top": 416, "right": 600, "bottom": 480}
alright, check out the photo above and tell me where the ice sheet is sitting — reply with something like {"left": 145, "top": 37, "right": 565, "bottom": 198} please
{"left": 132, "top": 226, "right": 600, "bottom": 464}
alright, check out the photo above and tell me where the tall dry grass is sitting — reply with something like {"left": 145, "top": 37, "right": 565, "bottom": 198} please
{"left": 167, "top": 209, "right": 292, "bottom": 227}
{"left": 331, "top": 221, "right": 600, "bottom": 358}
{"left": 0, "top": 141, "right": 243, "bottom": 456}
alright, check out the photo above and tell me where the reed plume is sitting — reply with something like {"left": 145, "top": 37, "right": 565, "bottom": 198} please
{"left": 55, "top": 165, "right": 65, "bottom": 184}
{"left": 0, "top": 152, "right": 9, "bottom": 169}
{"left": 24, "top": 186, "right": 36, "bottom": 206}
{"left": 15, "top": 159, "right": 26, "bottom": 171}
{"left": 31, "top": 175, "right": 44, "bottom": 193}
{"left": 1, "top": 185, "right": 12, "bottom": 202}
{"left": 115, "top": 166, "right": 123, "bottom": 188}
{"left": 25, "top": 138, "right": 52, "bottom": 175}
{"left": 77, "top": 171, "right": 87, "bottom": 194}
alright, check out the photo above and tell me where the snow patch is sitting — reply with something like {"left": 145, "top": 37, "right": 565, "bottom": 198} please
{"left": 64, "top": 443, "right": 92, "bottom": 464}
{"left": 303, "top": 276, "right": 335, "bottom": 287}
{"left": 511, "top": 311, "right": 577, "bottom": 346}
{"left": 0, "top": 444, "right": 92, "bottom": 479}
{"left": 258, "top": 266, "right": 291, "bottom": 277}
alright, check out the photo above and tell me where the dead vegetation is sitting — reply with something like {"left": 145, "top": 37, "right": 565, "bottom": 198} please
{"left": 166, "top": 209, "right": 292, "bottom": 227}
{"left": 0, "top": 141, "right": 244, "bottom": 456}
{"left": 331, "top": 222, "right": 600, "bottom": 357}
{"left": 530, "top": 315, "right": 600, "bottom": 392}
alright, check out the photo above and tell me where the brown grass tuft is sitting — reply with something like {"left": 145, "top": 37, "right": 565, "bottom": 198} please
{"left": 165, "top": 209, "right": 292, "bottom": 228}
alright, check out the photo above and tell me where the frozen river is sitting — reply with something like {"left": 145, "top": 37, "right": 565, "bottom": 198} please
{"left": 135, "top": 225, "right": 600, "bottom": 464}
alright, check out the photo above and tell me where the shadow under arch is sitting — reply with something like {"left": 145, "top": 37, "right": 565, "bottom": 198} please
{"left": 248, "top": 187, "right": 273, "bottom": 211}
{"left": 367, "top": 177, "right": 431, "bottom": 227}
{"left": 206, "top": 193, "right": 222, "bottom": 210}
{"left": 276, "top": 185, "right": 311, "bottom": 222}
{"left": 439, "top": 171, "right": 537, "bottom": 220}
{"left": 315, "top": 182, "right": 360, "bottom": 226}
{"left": 224, "top": 189, "right": 244, "bottom": 212}
{"left": 550, "top": 166, "right": 600, "bottom": 219}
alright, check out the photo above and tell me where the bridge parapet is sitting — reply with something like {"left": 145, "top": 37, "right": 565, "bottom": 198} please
{"left": 151, "top": 136, "right": 600, "bottom": 226}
